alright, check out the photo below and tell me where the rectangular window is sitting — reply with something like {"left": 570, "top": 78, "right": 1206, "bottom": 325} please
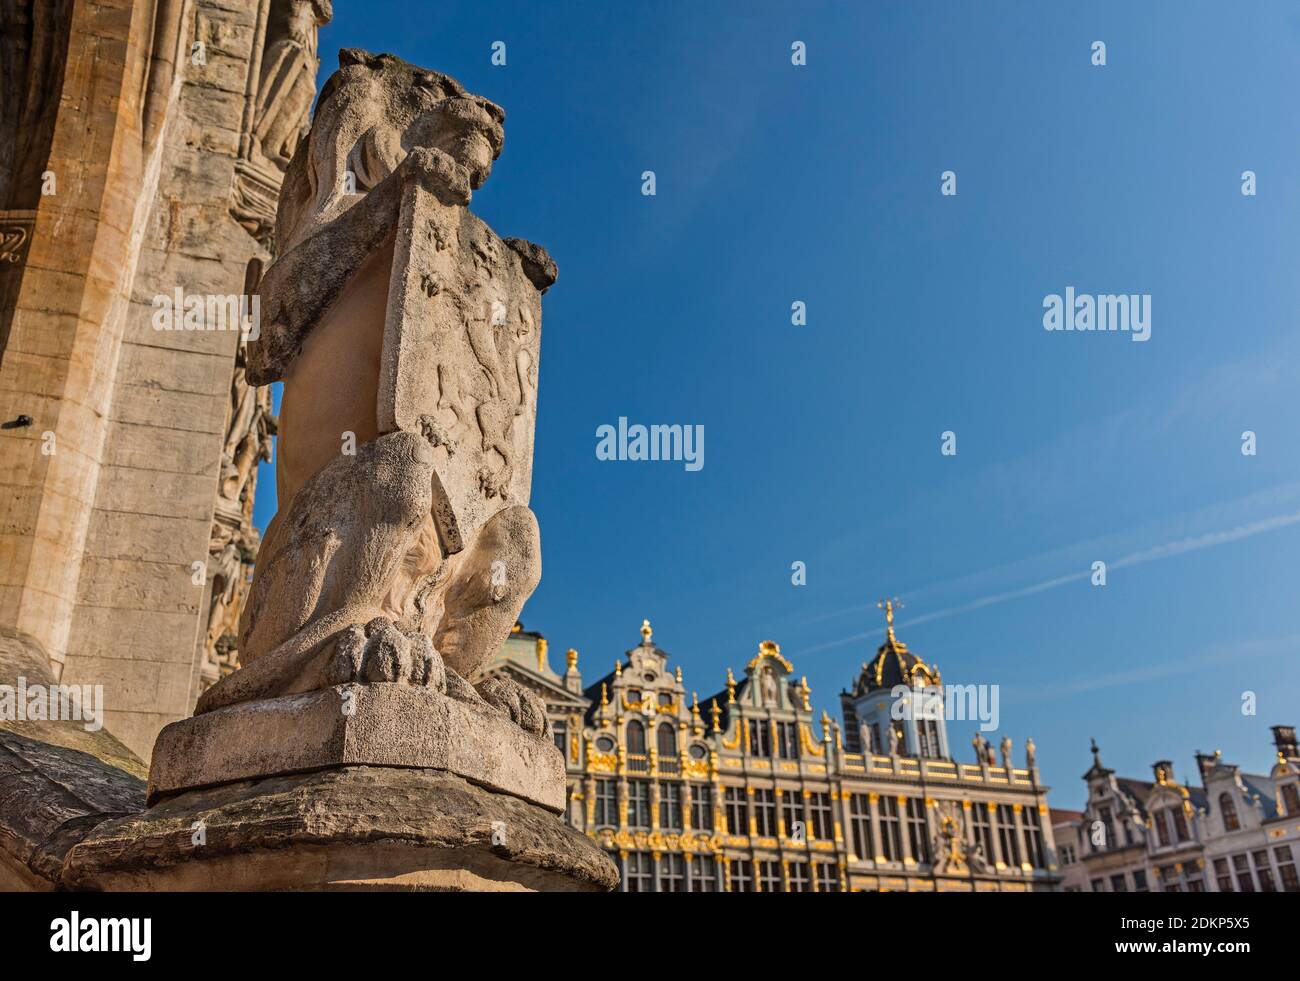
{"left": 552, "top": 721, "right": 566, "bottom": 757}
{"left": 627, "top": 780, "right": 652, "bottom": 830}
{"left": 690, "top": 784, "right": 712, "bottom": 832}
{"left": 1097, "top": 806, "right": 1114, "bottom": 852}
{"left": 1215, "top": 857, "right": 1233, "bottom": 892}
{"left": 809, "top": 792, "right": 833, "bottom": 841}
{"left": 593, "top": 778, "right": 617, "bottom": 828}
{"left": 659, "top": 781, "right": 683, "bottom": 831}
{"left": 849, "top": 794, "right": 874, "bottom": 860}
{"left": 776, "top": 721, "right": 799, "bottom": 760}
{"left": 1233, "top": 853, "right": 1255, "bottom": 892}
{"left": 918, "top": 718, "right": 942, "bottom": 758}
{"left": 1133, "top": 869, "right": 1148, "bottom": 891}
{"left": 1023, "top": 806, "right": 1047, "bottom": 868}
{"left": 625, "top": 851, "right": 654, "bottom": 892}
{"left": 972, "top": 805, "right": 996, "bottom": 866}
{"left": 905, "top": 798, "right": 929, "bottom": 864}
{"left": 1110, "top": 873, "right": 1128, "bottom": 892}
{"left": 787, "top": 861, "right": 811, "bottom": 892}
{"left": 658, "top": 853, "right": 687, "bottom": 892}
{"left": 724, "top": 787, "right": 747, "bottom": 836}
{"left": 748, "top": 719, "right": 772, "bottom": 757}
{"left": 1187, "top": 878, "right": 1205, "bottom": 892}
{"left": 1090, "top": 878, "right": 1104, "bottom": 892}
{"left": 753, "top": 788, "right": 777, "bottom": 837}
{"left": 1172, "top": 808, "right": 1190, "bottom": 841}
{"left": 1282, "top": 783, "right": 1300, "bottom": 817}
{"left": 879, "top": 796, "right": 902, "bottom": 862}
{"left": 729, "top": 859, "right": 753, "bottom": 892}
{"left": 689, "top": 855, "right": 717, "bottom": 892}
{"left": 996, "top": 805, "right": 1021, "bottom": 868}
{"left": 1275, "top": 846, "right": 1299, "bottom": 892}
{"left": 758, "top": 859, "right": 781, "bottom": 893}
{"left": 1252, "top": 850, "right": 1276, "bottom": 892}
{"left": 814, "top": 862, "right": 840, "bottom": 893}
{"left": 780, "top": 791, "right": 803, "bottom": 839}
{"left": 1155, "top": 811, "right": 1171, "bottom": 847}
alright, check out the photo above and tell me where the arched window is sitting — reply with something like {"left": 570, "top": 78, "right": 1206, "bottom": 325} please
{"left": 657, "top": 722, "right": 677, "bottom": 757}
{"left": 1282, "top": 782, "right": 1300, "bottom": 818}
{"left": 1219, "top": 792, "right": 1240, "bottom": 832}
{"left": 626, "top": 720, "right": 646, "bottom": 755}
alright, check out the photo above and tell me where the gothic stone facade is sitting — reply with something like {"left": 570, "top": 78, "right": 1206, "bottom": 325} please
{"left": 488, "top": 618, "right": 1063, "bottom": 892}
{"left": 0, "top": 0, "right": 330, "bottom": 757}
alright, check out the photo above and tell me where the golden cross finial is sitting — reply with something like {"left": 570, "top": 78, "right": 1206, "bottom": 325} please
{"left": 878, "top": 597, "right": 902, "bottom": 639}
{"left": 566, "top": 648, "right": 578, "bottom": 671}
{"left": 640, "top": 618, "right": 652, "bottom": 643}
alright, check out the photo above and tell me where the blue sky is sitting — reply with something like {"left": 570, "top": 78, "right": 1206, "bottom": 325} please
{"left": 255, "top": 1, "right": 1300, "bottom": 807}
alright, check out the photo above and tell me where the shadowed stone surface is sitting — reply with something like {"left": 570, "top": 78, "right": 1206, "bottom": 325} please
{"left": 0, "top": 629, "right": 146, "bottom": 890}
{"left": 149, "top": 682, "right": 565, "bottom": 811}
{"left": 64, "top": 766, "right": 617, "bottom": 892}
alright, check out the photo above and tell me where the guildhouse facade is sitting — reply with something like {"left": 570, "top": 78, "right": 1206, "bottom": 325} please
{"left": 1055, "top": 727, "right": 1300, "bottom": 893}
{"left": 486, "top": 605, "right": 1063, "bottom": 892}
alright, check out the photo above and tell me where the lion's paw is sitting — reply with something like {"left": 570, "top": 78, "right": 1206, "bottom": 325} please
{"left": 325, "top": 618, "right": 446, "bottom": 691}
{"left": 473, "top": 676, "right": 548, "bottom": 737}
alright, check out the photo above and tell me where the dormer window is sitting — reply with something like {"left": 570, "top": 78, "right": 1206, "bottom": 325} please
{"left": 1155, "top": 812, "right": 1171, "bottom": 847}
{"left": 1281, "top": 782, "right": 1300, "bottom": 817}
{"left": 1172, "top": 808, "right": 1190, "bottom": 841}
{"left": 1219, "top": 792, "right": 1240, "bottom": 832}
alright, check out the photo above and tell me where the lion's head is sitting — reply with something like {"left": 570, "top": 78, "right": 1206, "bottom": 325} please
{"left": 275, "top": 49, "right": 505, "bottom": 251}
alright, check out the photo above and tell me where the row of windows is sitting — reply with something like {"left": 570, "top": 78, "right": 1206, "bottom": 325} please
{"left": 622, "top": 853, "right": 841, "bottom": 893}
{"left": 846, "top": 795, "right": 1047, "bottom": 869}
{"left": 728, "top": 858, "right": 840, "bottom": 892}
{"left": 1213, "top": 845, "right": 1300, "bottom": 893}
{"left": 593, "top": 779, "right": 1048, "bottom": 872}
{"left": 621, "top": 852, "right": 719, "bottom": 892}
{"left": 1089, "top": 845, "right": 1300, "bottom": 893}
{"left": 593, "top": 779, "right": 714, "bottom": 831}
{"left": 722, "top": 787, "right": 834, "bottom": 839}
{"left": 856, "top": 719, "right": 945, "bottom": 759}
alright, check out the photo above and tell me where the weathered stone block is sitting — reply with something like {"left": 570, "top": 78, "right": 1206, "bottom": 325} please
{"left": 149, "top": 682, "right": 566, "bottom": 813}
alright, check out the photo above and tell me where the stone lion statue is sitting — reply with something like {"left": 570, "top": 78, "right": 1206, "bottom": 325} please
{"left": 196, "top": 50, "right": 557, "bottom": 737}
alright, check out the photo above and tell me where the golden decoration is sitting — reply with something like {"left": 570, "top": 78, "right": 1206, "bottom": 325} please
{"left": 746, "top": 639, "right": 795, "bottom": 674}
{"left": 799, "top": 723, "right": 825, "bottom": 758}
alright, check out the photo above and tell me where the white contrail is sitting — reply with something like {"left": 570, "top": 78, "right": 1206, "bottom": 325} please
{"left": 802, "top": 508, "right": 1300, "bottom": 656}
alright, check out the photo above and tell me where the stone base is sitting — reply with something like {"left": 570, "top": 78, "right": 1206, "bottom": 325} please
{"left": 62, "top": 766, "right": 618, "bottom": 892}
{"left": 147, "top": 683, "right": 563, "bottom": 812}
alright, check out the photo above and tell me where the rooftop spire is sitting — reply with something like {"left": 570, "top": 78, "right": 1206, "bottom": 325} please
{"left": 877, "top": 597, "right": 903, "bottom": 642}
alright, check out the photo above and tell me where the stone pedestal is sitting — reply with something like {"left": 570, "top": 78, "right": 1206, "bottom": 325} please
{"left": 147, "top": 683, "right": 564, "bottom": 811}
{"left": 54, "top": 682, "right": 618, "bottom": 891}
{"left": 62, "top": 766, "right": 617, "bottom": 892}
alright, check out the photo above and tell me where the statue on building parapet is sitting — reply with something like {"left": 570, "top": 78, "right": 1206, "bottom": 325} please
{"left": 1025, "top": 736, "right": 1037, "bottom": 770}
{"left": 1000, "top": 735, "right": 1013, "bottom": 770}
